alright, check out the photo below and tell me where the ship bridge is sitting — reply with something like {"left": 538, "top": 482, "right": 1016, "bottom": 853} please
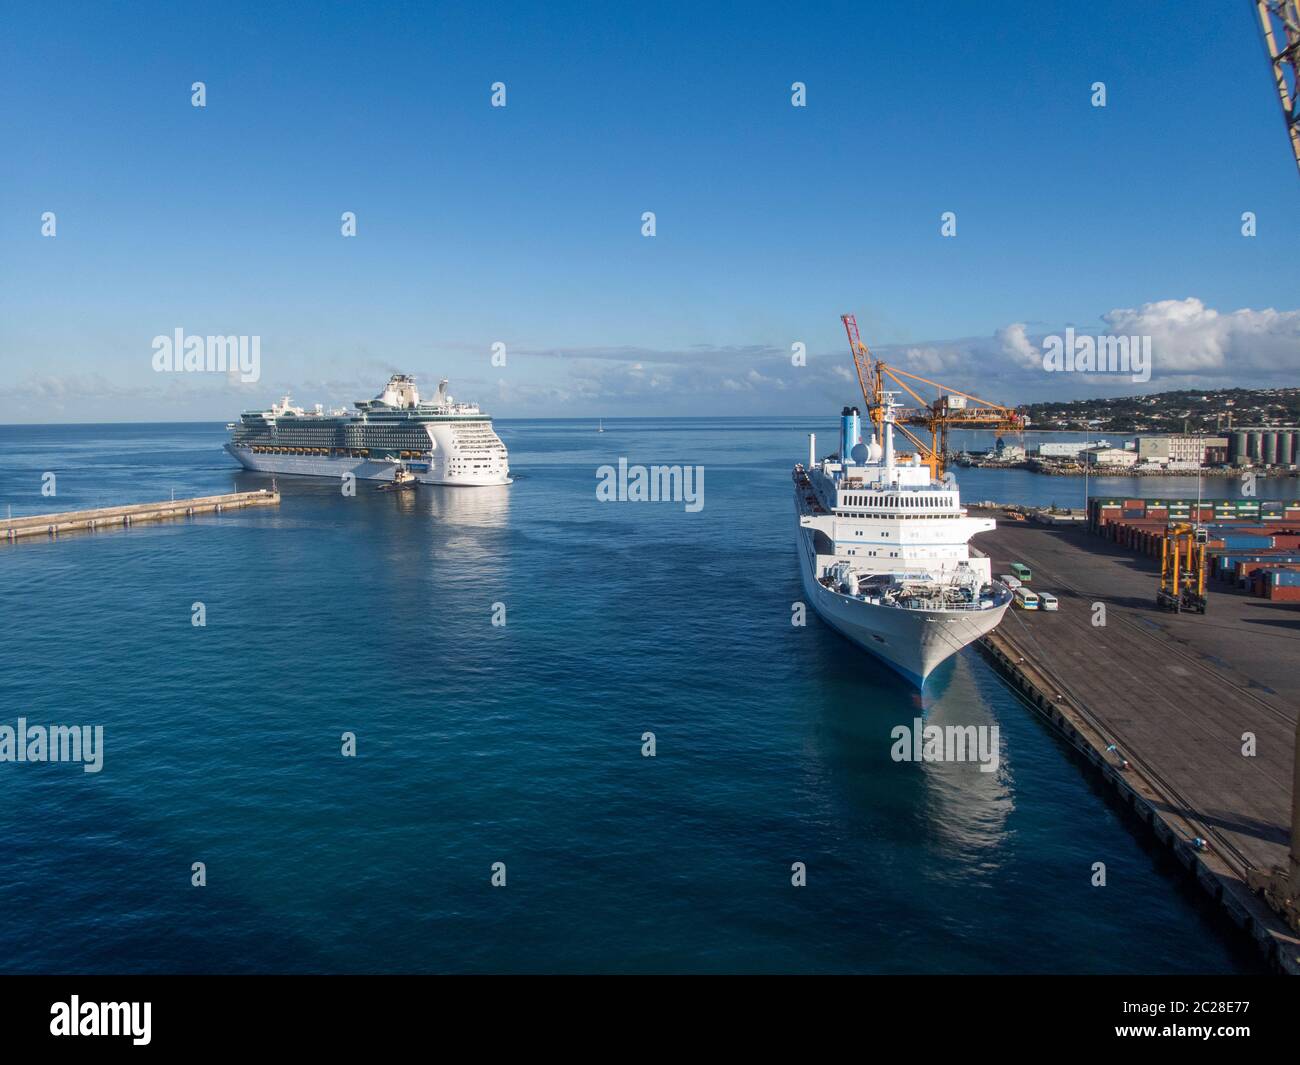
{"left": 795, "top": 395, "right": 995, "bottom": 579}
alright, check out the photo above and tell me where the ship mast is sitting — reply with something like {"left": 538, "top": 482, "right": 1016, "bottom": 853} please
{"left": 881, "top": 392, "right": 897, "bottom": 481}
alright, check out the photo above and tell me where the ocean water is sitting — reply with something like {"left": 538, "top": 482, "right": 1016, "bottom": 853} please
{"left": 0, "top": 419, "right": 1273, "bottom": 974}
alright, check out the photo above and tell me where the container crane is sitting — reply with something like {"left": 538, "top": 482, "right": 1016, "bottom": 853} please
{"left": 840, "top": 314, "right": 1025, "bottom": 480}
{"left": 1255, "top": 0, "right": 1300, "bottom": 177}
{"left": 1156, "top": 523, "right": 1208, "bottom": 614}
{"left": 1249, "top": 0, "right": 1300, "bottom": 937}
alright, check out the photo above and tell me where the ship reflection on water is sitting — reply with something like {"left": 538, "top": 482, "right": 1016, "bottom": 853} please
{"left": 421, "top": 483, "right": 512, "bottom": 564}
{"left": 916, "top": 655, "right": 1013, "bottom": 863}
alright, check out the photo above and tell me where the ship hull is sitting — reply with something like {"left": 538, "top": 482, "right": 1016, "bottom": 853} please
{"left": 224, "top": 445, "right": 512, "bottom": 487}
{"left": 796, "top": 525, "right": 1007, "bottom": 687}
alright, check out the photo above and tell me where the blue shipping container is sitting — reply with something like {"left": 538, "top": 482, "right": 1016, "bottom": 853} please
{"left": 1220, "top": 535, "right": 1275, "bottom": 550}
{"left": 1213, "top": 554, "right": 1300, "bottom": 578}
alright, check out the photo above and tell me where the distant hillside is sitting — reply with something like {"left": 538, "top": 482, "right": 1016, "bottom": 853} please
{"left": 1019, "top": 388, "right": 1300, "bottom": 434}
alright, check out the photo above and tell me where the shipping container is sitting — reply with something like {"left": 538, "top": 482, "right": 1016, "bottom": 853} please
{"left": 1239, "top": 561, "right": 1300, "bottom": 589}
{"left": 1087, "top": 498, "right": 1300, "bottom": 536}
{"left": 1212, "top": 554, "right": 1300, "bottom": 580}
{"left": 1220, "top": 535, "right": 1275, "bottom": 550}
{"left": 1243, "top": 562, "right": 1300, "bottom": 577}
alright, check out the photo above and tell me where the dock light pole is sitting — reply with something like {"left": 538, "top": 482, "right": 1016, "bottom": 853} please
{"left": 1082, "top": 424, "right": 1090, "bottom": 516}
{"left": 1193, "top": 430, "right": 1211, "bottom": 532}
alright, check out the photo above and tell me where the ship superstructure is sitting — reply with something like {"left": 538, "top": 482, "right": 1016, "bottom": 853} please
{"left": 794, "top": 396, "right": 1010, "bottom": 686}
{"left": 225, "top": 375, "right": 511, "bottom": 486}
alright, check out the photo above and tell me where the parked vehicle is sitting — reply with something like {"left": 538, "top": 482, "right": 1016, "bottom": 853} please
{"left": 1038, "top": 592, "right": 1059, "bottom": 611}
{"left": 1013, "top": 587, "right": 1039, "bottom": 610}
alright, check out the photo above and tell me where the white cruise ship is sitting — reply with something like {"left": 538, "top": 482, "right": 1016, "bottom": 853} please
{"left": 794, "top": 397, "right": 1011, "bottom": 687}
{"left": 225, "top": 375, "right": 511, "bottom": 486}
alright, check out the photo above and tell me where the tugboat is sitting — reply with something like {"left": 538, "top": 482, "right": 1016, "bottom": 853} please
{"left": 377, "top": 463, "right": 417, "bottom": 492}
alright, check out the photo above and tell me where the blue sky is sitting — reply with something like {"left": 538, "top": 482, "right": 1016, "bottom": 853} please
{"left": 1, "top": 0, "right": 1297, "bottom": 422}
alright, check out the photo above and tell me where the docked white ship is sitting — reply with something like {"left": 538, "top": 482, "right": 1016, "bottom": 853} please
{"left": 794, "top": 397, "right": 1011, "bottom": 687}
{"left": 225, "top": 375, "right": 511, "bottom": 486}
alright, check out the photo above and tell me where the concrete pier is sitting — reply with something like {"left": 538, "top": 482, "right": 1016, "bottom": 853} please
{"left": 1, "top": 489, "right": 280, "bottom": 543}
{"left": 969, "top": 508, "right": 1300, "bottom": 973}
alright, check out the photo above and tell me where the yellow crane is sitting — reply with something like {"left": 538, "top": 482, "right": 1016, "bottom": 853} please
{"left": 1156, "top": 523, "right": 1208, "bottom": 614}
{"left": 840, "top": 314, "right": 1025, "bottom": 480}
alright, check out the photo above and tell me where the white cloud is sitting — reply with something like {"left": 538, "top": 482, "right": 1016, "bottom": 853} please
{"left": 1101, "top": 297, "right": 1300, "bottom": 375}
{"left": 996, "top": 323, "right": 1040, "bottom": 369}
{"left": 873, "top": 298, "right": 1300, "bottom": 401}
{"left": 6, "top": 297, "right": 1296, "bottom": 420}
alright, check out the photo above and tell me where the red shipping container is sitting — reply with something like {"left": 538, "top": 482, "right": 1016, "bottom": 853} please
{"left": 1237, "top": 561, "right": 1290, "bottom": 581}
{"left": 1268, "top": 585, "right": 1300, "bottom": 602}
{"left": 1239, "top": 561, "right": 1300, "bottom": 578}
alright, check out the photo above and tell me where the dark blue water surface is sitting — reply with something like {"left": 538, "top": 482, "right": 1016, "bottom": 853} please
{"left": 0, "top": 420, "right": 1277, "bottom": 973}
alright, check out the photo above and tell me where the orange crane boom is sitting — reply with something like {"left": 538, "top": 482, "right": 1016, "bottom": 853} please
{"left": 840, "top": 314, "right": 1025, "bottom": 479}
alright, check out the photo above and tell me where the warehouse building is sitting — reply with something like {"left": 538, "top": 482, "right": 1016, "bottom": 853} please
{"left": 1084, "top": 446, "right": 1138, "bottom": 467}
{"left": 1133, "top": 434, "right": 1229, "bottom": 466}
{"left": 1033, "top": 439, "right": 1110, "bottom": 459}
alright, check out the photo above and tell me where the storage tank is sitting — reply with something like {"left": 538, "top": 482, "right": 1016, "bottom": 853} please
{"left": 1264, "top": 432, "right": 1279, "bottom": 465}
{"left": 1286, "top": 430, "right": 1299, "bottom": 465}
{"left": 1249, "top": 431, "right": 1264, "bottom": 461}
{"left": 1230, "top": 431, "right": 1248, "bottom": 464}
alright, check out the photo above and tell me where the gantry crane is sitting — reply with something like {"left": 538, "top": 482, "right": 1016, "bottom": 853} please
{"left": 1156, "top": 523, "right": 1208, "bottom": 614}
{"left": 840, "top": 314, "right": 1025, "bottom": 480}
{"left": 1250, "top": 1, "right": 1300, "bottom": 935}
{"left": 1255, "top": 0, "right": 1300, "bottom": 176}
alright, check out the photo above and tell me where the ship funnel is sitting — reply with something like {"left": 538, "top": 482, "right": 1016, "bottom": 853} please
{"left": 840, "top": 406, "right": 862, "bottom": 465}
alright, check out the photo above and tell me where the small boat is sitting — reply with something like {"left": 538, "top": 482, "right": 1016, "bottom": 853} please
{"left": 377, "top": 464, "right": 417, "bottom": 492}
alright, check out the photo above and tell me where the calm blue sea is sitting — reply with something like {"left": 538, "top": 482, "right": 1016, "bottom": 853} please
{"left": 0, "top": 419, "right": 1282, "bottom": 974}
